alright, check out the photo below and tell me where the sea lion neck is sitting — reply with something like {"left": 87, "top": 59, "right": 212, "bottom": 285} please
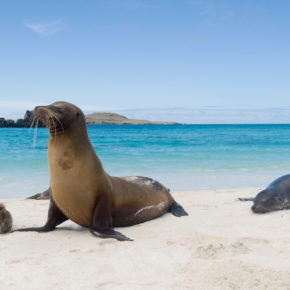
{"left": 47, "top": 122, "right": 105, "bottom": 175}
{"left": 49, "top": 122, "right": 89, "bottom": 143}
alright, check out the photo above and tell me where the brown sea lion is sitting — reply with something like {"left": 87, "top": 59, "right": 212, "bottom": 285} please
{"left": 0, "top": 203, "right": 13, "bottom": 233}
{"left": 16, "top": 101, "right": 187, "bottom": 241}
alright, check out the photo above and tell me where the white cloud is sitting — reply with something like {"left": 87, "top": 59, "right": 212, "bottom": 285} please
{"left": 24, "top": 19, "right": 65, "bottom": 36}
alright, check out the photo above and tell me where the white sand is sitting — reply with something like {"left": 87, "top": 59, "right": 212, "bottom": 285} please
{"left": 1, "top": 188, "right": 290, "bottom": 289}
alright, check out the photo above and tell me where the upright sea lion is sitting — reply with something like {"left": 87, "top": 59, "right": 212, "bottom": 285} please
{"left": 239, "top": 174, "right": 290, "bottom": 213}
{"left": 16, "top": 101, "right": 188, "bottom": 241}
{"left": 0, "top": 203, "right": 13, "bottom": 233}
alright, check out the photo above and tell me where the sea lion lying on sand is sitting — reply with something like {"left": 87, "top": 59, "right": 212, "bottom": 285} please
{"left": 15, "top": 101, "right": 188, "bottom": 241}
{"left": 27, "top": 188, "right": 50, "bottom": 200}
{"left": 239, "top": 174, "right": 290, "bottom": 213}
{"left": 0, "top": 203, "right": 13, "bottom": 233}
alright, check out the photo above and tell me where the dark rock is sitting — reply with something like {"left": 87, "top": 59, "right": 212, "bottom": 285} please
{"left": 0, "top": 110, "right": 45, "bottom": 128}
{"left": 6, "top": 120, "right": 16, "bottom": 127}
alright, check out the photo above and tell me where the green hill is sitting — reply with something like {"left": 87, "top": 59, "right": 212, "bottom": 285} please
{"left": 85, "top": 112, "right": 178, "bottom": 125}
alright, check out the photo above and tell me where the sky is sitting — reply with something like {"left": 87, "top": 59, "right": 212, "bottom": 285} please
{"left": 1, "top": 0, "right": 290, "bottom": 123}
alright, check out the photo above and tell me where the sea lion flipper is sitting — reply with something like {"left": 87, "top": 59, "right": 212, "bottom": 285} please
{"left": 14, "top": 199, "right": 67, "bottom": 232}
{"left": 90, "top": 229, "right": 133, "bottom": 241}
{"left": 89, "top": 196, "right": 133, "bottom": 241}
{"left": 238, "top": 197, "right": 255, "bottom": 202}
{"left": 168, "top": 201, "right": 188, "bottom": 217}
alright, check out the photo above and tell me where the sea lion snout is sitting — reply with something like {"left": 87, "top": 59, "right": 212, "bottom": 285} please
{"left": 33, "top": 105, "right": 48, "bottom": 121}
{"left": 33, "top": 105, "right": 44, "bottom": 115}
{"left": 251, "top": 204, "right": 268, "bottom": 214}
{"left": 251, "top": 204, "right": 260, "bottom": 213}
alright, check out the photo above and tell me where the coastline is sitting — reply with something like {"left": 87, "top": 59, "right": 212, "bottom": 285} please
{"left": 2, "top": 188, "right": 290, "bottom": 289}
{"left": 1, "top": 124, "right": 290, "bottom": 198}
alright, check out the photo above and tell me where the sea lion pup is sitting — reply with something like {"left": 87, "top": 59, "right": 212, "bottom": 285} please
{"left": 0, "top": 203, "right": 13, "bottom": 233}
{"left": 239, "top": 174, "right": 290, "bottom": 213}
{"left": 16, "top": 101, "right": 188, "bottom": 241}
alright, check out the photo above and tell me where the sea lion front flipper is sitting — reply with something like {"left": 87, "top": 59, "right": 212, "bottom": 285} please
{"left": 90, "top": 195, "right": 133, "bottom": 242}
{"left": 90, "top": 229, "right": 133, "bottom": 241}
{"left": 14, "top": 199, "right": 67, "bottom": 232}
{"left": 238, "top": 197, "right": 255, "bottom": 202}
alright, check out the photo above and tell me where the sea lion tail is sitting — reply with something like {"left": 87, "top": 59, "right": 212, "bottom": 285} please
{"left": 168, "top": 201, "right": 188, "bottom": 217}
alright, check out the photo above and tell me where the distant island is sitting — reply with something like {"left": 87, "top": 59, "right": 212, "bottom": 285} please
{"left": 0, "top": 111, "right": 178, "bottom": 127}
{"left": 85, "top": 112, "right": 178, "bottom": 125}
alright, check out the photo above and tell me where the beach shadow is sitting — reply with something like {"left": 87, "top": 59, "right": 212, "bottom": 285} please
{"left": 55, "top": 226, "right": 87, "bottom": 232}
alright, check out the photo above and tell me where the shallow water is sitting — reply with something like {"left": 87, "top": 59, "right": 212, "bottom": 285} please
{"left": 1, "top": 124, "right": 290, "bottom": 198}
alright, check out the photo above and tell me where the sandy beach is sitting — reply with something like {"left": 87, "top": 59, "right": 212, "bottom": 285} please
{"left": 0, "top": 188, "right": 290, "bottom": 289}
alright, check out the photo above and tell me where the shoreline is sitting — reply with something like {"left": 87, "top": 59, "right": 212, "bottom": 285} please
{"left": 2, "top": 188, "right": 290, "bottom": 289}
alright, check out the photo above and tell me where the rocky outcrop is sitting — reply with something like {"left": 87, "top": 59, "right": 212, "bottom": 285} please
{"left": 0, "top": 111, "right": 178, "bottom": 127}
{"left": 0, "top": 111, "right": 45, "bottom": 128}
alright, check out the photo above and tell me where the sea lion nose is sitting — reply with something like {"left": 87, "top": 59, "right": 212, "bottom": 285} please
{"left": 251, "top": 205, "right": 256, "bottom": 212}
{"left": 33, "top": 106, "right": 40, "bottom": 114}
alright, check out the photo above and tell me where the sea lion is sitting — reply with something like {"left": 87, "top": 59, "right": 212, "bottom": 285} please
{"left": 16, "top": 101, "right": 188, "bottom": 241}
{"left": 0, "top": 203, "right": 13, "bottom": 233}
{"left": 27, "top": 188, "right": 50, "bottom": 200}
{"left": 239, "top": 174, "right": 290, "bottom": 213}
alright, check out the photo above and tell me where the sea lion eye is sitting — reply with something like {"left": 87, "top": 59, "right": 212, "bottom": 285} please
{"left": 53, "top": 107, "right": 65, "bottom": 114}
{"left": 76, "top": 112, "right": 80, "bottom": 117}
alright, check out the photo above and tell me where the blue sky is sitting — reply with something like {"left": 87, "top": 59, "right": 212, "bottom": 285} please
{"left": 1, "top": 0, "right": 290, "bottom": 122}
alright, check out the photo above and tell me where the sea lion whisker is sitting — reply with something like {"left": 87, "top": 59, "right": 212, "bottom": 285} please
{"left": 46, "top": 111, "right": 58, "bottom": 140}
{"left": 44, "top": 108, "right": 65, "bottom": 135}
{"left": 30, "top": 115, "right": 36, "bottom": 130}
{"left": 33, "top": 119, "right": 39, "bottom": 147}
{"left": 50, "top": 112, "right": 65, "bottom": 134}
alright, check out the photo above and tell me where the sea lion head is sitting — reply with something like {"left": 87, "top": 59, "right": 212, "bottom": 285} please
{"left": 251, "top": 189, "right": 285, "bottom": 213}
{"left": 33, "top": 101, "right": 86, "bottom": 136}
{"left": 0, "top": 203, "right": 13, "bottom": 233}
{"left": 0, "top": 203, "right": 5, "bottom": 211}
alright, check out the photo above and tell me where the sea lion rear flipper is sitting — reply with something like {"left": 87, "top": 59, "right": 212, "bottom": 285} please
{"left": 168, "top": 201, "right": 188, "bottom": 217}
{"left": 90, "top": 229, "right": 133, "bottom": 241}
{"left": 14, "top": 199, "right": 67, "bottom": 232}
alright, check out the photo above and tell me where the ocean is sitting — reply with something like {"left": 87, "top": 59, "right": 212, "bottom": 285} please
{"left": 1, "top": 124, "right": 290, "bottom": 199}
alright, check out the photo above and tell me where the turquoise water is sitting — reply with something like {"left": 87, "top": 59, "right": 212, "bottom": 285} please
{"left": 1, "top": 124, "right": 290, "bottom": 198}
